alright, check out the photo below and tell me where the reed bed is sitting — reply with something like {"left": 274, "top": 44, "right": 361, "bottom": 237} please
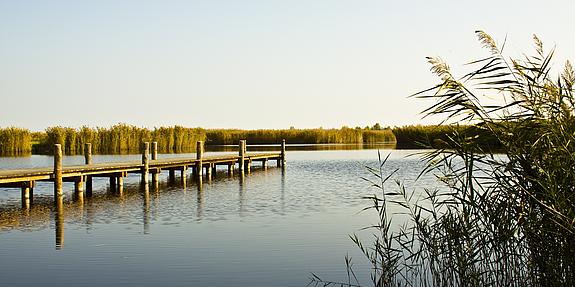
{"left": 0, "top": 127, "right": 31, "bottom": 155}
{"left": 392, "top": 124, "right": 501, "bottom": 150}
{"left": 34, "top": 124, "right": 206, "bottom": 154}
{"left": 206, "top": 128, "right": 395, "bottom": 145}
{"left": 0, "top": 125, "right": 396, "bottom": 155}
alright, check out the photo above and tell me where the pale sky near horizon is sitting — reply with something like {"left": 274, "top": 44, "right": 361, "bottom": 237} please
{"left": 1, "top": 0, "right": 573, "bottom": 131}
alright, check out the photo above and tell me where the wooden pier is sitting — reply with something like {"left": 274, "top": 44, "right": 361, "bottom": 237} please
{"left": 0, "top": 140, "right": 286, "bottom": 207}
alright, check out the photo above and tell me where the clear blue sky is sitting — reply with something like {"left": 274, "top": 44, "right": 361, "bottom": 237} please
{"left": 1, "top": 0, "right": 573, "bottom": 131}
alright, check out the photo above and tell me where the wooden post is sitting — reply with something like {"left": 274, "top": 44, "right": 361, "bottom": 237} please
{"left": 281, "top": 139, "right": 286, "bottom": 167}
{"left": 151, "top": 142, "right": 159, "bottom": 184}
{"left": 84, "top": 143, "right": 93, "bottom": 196}
{"left": 227, "top": 163, "right": 234, "bottom": 176}
{"left": 117, "top": 175, "right": 124, "bottom": 194}
{"left": 262, "top": 159, "right": 268, "bottom": 170}
{"left": 246, "top": 159, "right": 251, "bottom": 173}
{"left": 54, "top": 144, "right": 63, "bottom": 199}
{"left": 109, "top": 176, "right": 116, "bottom": 192}
{"left": 21, "top": 186, "right": 31, "bottom": 200}
{"left": 206, "top": 163, "right": 212, "bottom": 181}
{"left": 238, "top": 140, "right": 245, "bottom": 174}
{"left": 21, "top": 181, "right": 34, "bottom": 209}
{"left": 243, "top": 141, "right": 251, "bottom": 173}
{"left": 151, "top": 142, "right": 158, "bottom": 160}
{"left": 21, "top": 186, "right": 30, "bottom": 206}
{"left": 141, "top": 142, "right": 149, "bottom": 184}
{"left": 197, "top": 141, "right": 204, "bottom": 179}
{"left": 84, "top": 143, "right": 92, "bottom": 165}
{"left": 74, "top": 176, "right": 84, "bottom": 194}
{"left": 180, "top": 166, "right": 188, "bottom": 186}
{"left": 73, "top": 177, "right": 85, "bottom": 203}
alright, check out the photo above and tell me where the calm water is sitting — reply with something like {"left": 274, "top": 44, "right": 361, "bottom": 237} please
{"left": 0, "top": 145, "right": 436, "bottom": 287}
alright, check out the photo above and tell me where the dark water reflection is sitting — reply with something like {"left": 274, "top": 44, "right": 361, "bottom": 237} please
{"left": 0, "top": 147, "right": 436, "bottom": 287}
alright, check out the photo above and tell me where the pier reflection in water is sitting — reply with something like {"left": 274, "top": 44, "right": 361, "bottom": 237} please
{"left": 8, "top": 164, "right": 275, "bottom": 249}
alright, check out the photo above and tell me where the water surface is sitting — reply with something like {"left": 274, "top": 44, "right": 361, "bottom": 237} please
{"left": 0, "top": 146, "right": 436, "bottom": 286}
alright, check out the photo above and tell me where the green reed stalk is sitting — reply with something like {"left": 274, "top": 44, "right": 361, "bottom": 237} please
{"left": 311, "top": 31, "right": 575, "bottom": 286}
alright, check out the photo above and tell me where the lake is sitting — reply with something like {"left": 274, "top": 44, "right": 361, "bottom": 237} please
{"left": 0, "top": 145, "right": 437, "bottom": 287}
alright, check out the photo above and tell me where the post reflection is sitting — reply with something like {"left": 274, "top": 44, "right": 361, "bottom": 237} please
{"left": 85, "top": 195, "right": 94, "bottom": 232}
{"left": 196, "top": 182, "right": 204, "bottom": 221}
{"left": 239, "top": 173, "right": 246, "bottom": 216}
{"left": 22, "top": 197, "right": 31, "bottom": 211}
{"left": 281, "top": 167, "right": 286, "bottom": 214}
{"left": 153, "top": 176, "right": 159, "bottom": 192}
{"left": 55, "top": 195, "right": 64, "bottom": 250}
{"left": 73, "top": 189, "right": 85, "bottom": 207}
{"left": 142, "top": 184, "right": 150, "bottom": 234}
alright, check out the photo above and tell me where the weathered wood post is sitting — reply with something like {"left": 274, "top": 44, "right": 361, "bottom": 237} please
{"left": 21, "top": 185, "right": 30, "bottom": 208}
{"left": 54, "top": 144, "right": 63, "bottom": 200}
{"left": 180, "top": 166, "right": 188, "bottom": 186}
{"left": 74, "top": 176, "right": 84, "bottom": 194}
{"left": 238, "top": 140, "right": 245, "bottom": 174}
{"left": 196, "top": 141, "right": 204, "bottom": 179}
{"left": 84, "top": 143, "right": 92, "bottom": 164}
{"left": 244, "top": 141, "right": 251, "bottom": 173}
{"left": 109, "top": 177, "right": 116, "bottom": 192}
{"left": 84, "top": 143, "right": 93, "bottom": 196}
{"left": 262, "top": 159, "right": 268, "bottom": 170}
{"left": 227, "top": 163, "right": 234, "bottom": 176}
{"left": 169, "top": 169, "right": 175, "bottom": 183}
{"left": 141, "top": 142, "right": 149, "bottom": 184}
{"left": 151, "top": 142, "right": 159, "bottom": 184}
{"left": 117, "top": 174, "right": 124, "bottom": 194}
{"left": 206, "top": 163, "right": 213, "bottom": 181}
{"left": 21, "top": 181, "right": 34, "bottom": 209}
{"left": 151, "top": 142, "right": 158, "bottom": 160}
{"left": 281, "top": 139, "right": 286, "bottom": 167}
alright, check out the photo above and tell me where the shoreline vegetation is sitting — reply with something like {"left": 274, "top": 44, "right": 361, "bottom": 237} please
{"left": 0, "top": 124, "right": 402, "bottom": 156}
{"left": 0, "top": 123, "right": 502, "bottom": 156}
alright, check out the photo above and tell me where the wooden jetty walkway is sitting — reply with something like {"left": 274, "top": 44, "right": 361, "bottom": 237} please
{"left": 0, "top": 140, "right": 286, "bottom": 208}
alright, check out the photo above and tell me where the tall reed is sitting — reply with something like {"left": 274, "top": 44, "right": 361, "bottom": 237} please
{"left": 36, "top": 124, "right": 206, "bottom": 154}
{"left": 312, "top": 31, "right": 575, "bottom": 286}
{"left": 206, "top": 127, "right": 395, "bottom": 145}
{"left": 0, "top": 127, "right": 32, "bottom": 155}
{"left": 392, "top": 124, "right": 501, "bottom": 150}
